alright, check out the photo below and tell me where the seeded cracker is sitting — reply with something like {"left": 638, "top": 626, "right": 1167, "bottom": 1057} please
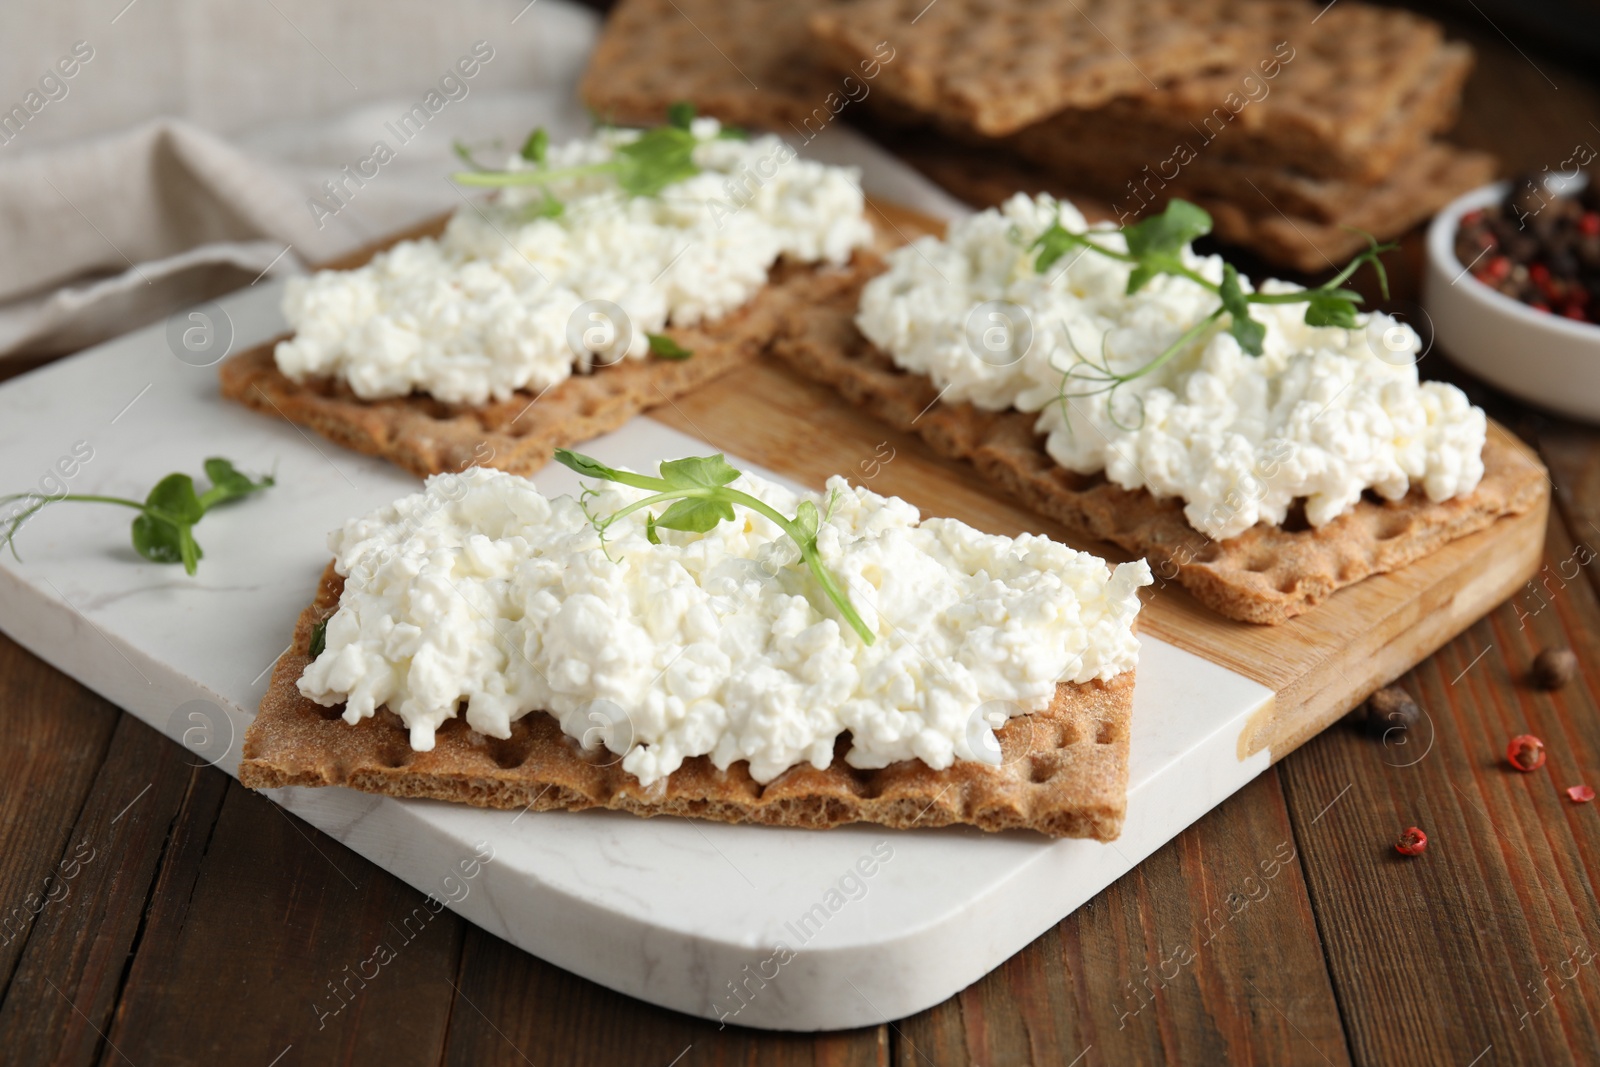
{"left": 807, "top": 0, "right": 1260, "bottom": 137}
{"left": 767, "top": 260, "right": 1548, "bottom": 624}
{"left": 219, "top": 255, "right": 870, "bottom": 479}
{"left": 239, "top": 565, "right": 1137, "bottom": 841}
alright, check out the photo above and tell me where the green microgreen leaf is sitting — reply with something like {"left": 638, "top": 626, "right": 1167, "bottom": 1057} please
{"left": 1, "top": 457, "right": 272, "bottom": 576}
{"left": 1122, "top": 200, "right": 1213, "bottom": 260}
{"left": 612, "top": 124, "right": 700, "bottom": 197}
{"left": 647, "top": 333, "right": 693, "bottom": 360}
{"left": 145, "top": 473, "right": 203, "bottom": 525}
{"left": 1304, "top": 288, "right": 1364, "bottom": 329}
{"left": 658, "top": 454, "right": 740, "bottom": 490}
{"left": 309, "top": 619, "right": 328, "bottom": 658}
{"left": 792, "top": 499, "right": 820, "bottom": 544}
{"left": 1219, "top": 264, "right": 1266, "bottom": 356}
{"left": 666, "top": 101, "right": 696, "bottom": 130}
{"left": 558, "top": 449, "right": 875, "bottom": 645}
{"left": 1030, "top": 221, "right": 1084, "bottom": 273}
{"left": 520, "top": 127, "right": 548, "bottom": 163}
{"left": 555, "top": 448, "right": 624, "bottom": 481}
{"left": 453, "top": 139, "right": 488, "bottom": 171}
{"left": 655, "top": 495, "right": 736, "bottom": 533}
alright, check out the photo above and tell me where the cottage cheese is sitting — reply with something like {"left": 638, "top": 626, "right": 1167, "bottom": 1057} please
{"left": 298, "top": 466, "right": 1151, "bottom": 786}
{"left": 856, "top": 193, "right": 1487, "bottom": 540}
{"left": 275, "top": 119, "right": 873, "bottom": 405}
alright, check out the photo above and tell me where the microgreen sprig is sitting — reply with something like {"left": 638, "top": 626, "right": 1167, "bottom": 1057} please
{"left": 554, "top": 449, "right": 875, "bottom": 645}
{"left": 1030, "top": 199, "right": 1395, "bottom": 421}
{"left": 452, "top": 102, "right": 702, "bottom": 208}
{"left": 1, "top": 458, "right": 274, "bottom": 575}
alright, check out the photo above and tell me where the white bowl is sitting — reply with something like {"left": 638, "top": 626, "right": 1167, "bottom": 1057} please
{"left": 1424, "top": 176, "right": 1600, "bottom": 421}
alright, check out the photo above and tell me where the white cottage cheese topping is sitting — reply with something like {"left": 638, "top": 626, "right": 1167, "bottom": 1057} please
{"left": 298, "top": 466, "right": 1151, "bottom": 786}
{"left": 856, "top": 193, "right": 1487, "bottom": 540}
{"left": 275, "top": 119, "right": 873, "bottom": 405}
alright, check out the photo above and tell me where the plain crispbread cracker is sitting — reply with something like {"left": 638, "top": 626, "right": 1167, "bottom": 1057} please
{"left": 807, "top": 0, "right": 1259, "bottom": 137}
{"left": 899, "top": 135, "right": 1498, "bottom": 273}
{"left": 1009, "top": 44, "right": 1473, "bottom": 190}
{"left": 1096, "top": 3, "right": 1461, "bottom": 180}
{"left": 768, "top": 262, "right": 1548, "bottom": 625}
{"left": 1193, "top": 143, "right": 1497, "bottom": 272}
{"left": 580, "top": 0, "right": 846, "bottom": 130}
{"left": 239, "top": 564, "right": 1137, "bottom": 840}
{"left": 1007, "top": 47, "right": 1476, "bottom": 223}
{"left": 218, "top": 256, "right": 869, "bottom": 479}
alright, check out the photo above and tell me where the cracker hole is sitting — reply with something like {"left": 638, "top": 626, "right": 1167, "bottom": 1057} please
{"left": 1245, "top": 553, "right": 1275, "bottom": 573}
{"left": 1095, "top": 720, "right": 1119, "bottom": 745}
{"left": 1378, "top": 513, "right": 1412, "bottom": 540}
{"left": 486, "top": 723, "right": 536, "bottom": 770}
{"left": 1028, "top": 756, "right": 1058, "bottom": 784}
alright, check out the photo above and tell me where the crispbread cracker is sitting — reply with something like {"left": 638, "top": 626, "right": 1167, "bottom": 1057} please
{"left": 580, "top": 0, "right": 846, "bottom": 130}
{"left": 807, "top": 0, "right": 1259, "bottom": 137}
{"left": 892, "top": 136, "right": 1497, "bottom": 273}
{"left": 1006, "top": 48, "right": 1475, "bottom": 223}
{"left": 768, "top": 263, "right": 1548, "bottom": 625}
{"left": 239, "top": 564, "right": 1136, "bottom": 840}
{"left": 839, "top": 4, "right": 1471, "bottom": 183}
{"left": 219, "top": 256, "right": 869, "bottom": 479}
{"left": 1107, "top": 3, "right": 1461, "bottom": 180}
{"left": 1195, "top": 144, "right": 1497, "bottom": 272}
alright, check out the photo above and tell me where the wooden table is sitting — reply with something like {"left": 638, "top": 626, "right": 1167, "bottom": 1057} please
{"left": 5, "top": 13, "right": 1600, "bottom": 1067}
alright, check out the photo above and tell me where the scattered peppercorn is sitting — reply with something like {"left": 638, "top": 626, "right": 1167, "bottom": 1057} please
{"left": 1507, "top": 733, "right": 1548, "bottom": 772}
{"left": 1454, "top": 174, "right": 1600, "bottom": 324}
{"left": 1531, "top": 647, "right": 1578, "bottom": 690}
{"left": 1361, "top": 686, "right": 1422, "bottom": 740}
{"left": 1568, "top": 785, "right": 1595, "bottom": 804}
{"left": 1396, "top": 826, "right": 1428, "bottom": 856}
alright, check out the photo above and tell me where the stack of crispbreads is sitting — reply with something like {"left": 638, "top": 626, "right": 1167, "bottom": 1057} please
{"left": 582, "top": 0, "right": 1496, "bottom": 272}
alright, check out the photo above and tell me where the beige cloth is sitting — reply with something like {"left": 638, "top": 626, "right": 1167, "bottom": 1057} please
{"left": 0, "top": 0, "right": 602, "bottom": 359}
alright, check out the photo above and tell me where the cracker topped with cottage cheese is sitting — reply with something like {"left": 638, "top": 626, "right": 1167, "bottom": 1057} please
{"left": 274, "top": 117, "right": 873, "bottom": 406}
{"left": 856, "top": 193, "right": 1487, "bottom": 542}
{"left": 295, "top": 463, "right": 1151, "bottom": 790}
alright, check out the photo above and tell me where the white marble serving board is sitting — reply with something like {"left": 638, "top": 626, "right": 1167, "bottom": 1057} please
{"left": 0, "top": 280, "right": 1273, "bottom": 1030}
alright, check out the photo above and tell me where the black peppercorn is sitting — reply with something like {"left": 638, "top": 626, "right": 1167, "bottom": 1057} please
{"left": 1531, "top": 647, "right": 1578, "bottom": 690}
{"left": 1362, "top": 686, "right": 1422, "bottom": 739}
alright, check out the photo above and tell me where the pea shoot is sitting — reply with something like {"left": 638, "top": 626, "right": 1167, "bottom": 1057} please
{"left": 452, "top": 102, "right": 703, "bottom": 206}
{"left": 1, "top": 458, "right": 274, "bottom": 575}
{"left": 1030, "top": 199, "right": 1394, "bottom": 425}
{"left": 554, "top": 449, "right": 874, "bottom": 645}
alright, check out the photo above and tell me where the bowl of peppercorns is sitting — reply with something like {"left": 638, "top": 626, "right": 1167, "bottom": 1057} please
{"left": 1425, "top": 171, "right": 1600, "bottom": 421}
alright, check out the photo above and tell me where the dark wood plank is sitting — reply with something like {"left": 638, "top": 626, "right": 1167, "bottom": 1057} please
{"left": 0, "top": 635, "right": 119, "bottom": 997}
{"left": 0, "top": 713, "right": 209, "bottom": 1065}
{"left": 1278, "top": 507, "right": 1600, "bottom": 1066}
{"left": 103, "top": 783, "right": 465, "bottom": 1066}
{"left": 440, "top": 926, "right": 888, "bottom": 1067}
{"left": 893, "top": 769, "right": 1350, "bottom": 1066}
